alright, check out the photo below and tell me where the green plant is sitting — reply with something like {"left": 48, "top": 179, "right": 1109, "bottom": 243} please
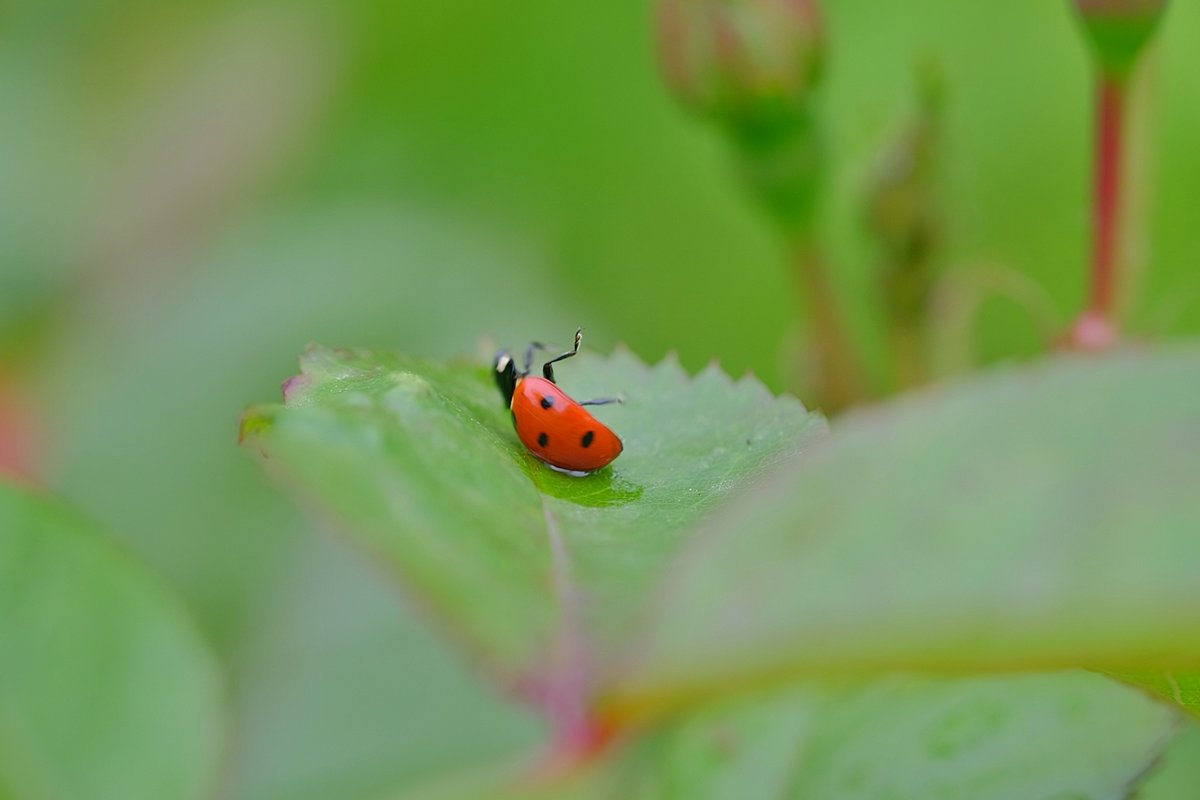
{"left": 230, "top": 335, "right": 1200, "bottom": 797}
{"left": 3, "top": 0, "right": 1200, "bottom": 798}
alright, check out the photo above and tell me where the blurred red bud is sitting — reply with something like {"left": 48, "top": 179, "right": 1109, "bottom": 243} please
{"left": 1073, "top": 0, "right": 1168, "bottom": 77}
{"left": 657, "top": 0, "right": 824, "bottom": 128}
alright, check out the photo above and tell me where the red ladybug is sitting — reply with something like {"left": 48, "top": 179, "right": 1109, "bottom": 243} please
{"left": 493, "top": 328, "right": 623, "bottom": 473}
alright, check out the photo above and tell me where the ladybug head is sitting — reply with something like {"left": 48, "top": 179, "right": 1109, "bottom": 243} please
{"left": 493, "top": 350, "right": 518, "bottom": 406}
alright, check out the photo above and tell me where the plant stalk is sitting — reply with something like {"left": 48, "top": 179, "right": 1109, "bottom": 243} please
{"left": 794, "top": 238, "right": 866, "bottom": 411}
{"left": 1090, "top": 74, "right": 1127, "bottom": 323}
{"left": 888, "top": 322, "right": 925, "bottom": 390}
{"left": 1067, "top": 71, "right": 1128, "bottom": 350}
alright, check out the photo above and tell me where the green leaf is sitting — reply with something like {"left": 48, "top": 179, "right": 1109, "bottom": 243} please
{"left": 1140, "top": 722, "right": 1200, "bottom": 800}
{"left": 397, "top": 673, "right": 1181, "bottom": 800}
{"left": 1108, "top": 671, "right": 1200, "bottom": 720}
{"left": 241, "top": 344, "right": 824, "bottom": 699}
{"left": 629, "top": 673, "right": 1180, "bottom": 800}
{"left": 614, "top": 342, "right": 1200, "bottom": 716}
{"left": 0, "top": 482, "right": 224, "bottom": 800}
{"left": 226, "top": 531, "right": 541, "bottom": 800}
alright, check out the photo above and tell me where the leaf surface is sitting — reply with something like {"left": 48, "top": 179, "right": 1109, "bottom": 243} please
{"left": 0, "top": 483, "right": 224, "bottom": 800}
{"left": 615, "top": 343, "right": 1200, "bottom": 716}
{"left": 241, "top": 344, "right": 824, "bottom": 706}
{"left": 1140, "top": 722, "right": 1200, "bottom": 799}
{"left": 1109, "top": 671, "right": 1200, "bottom": 720}
{"left": 629, "top": 673, "right": 1179, "bottom": 800}
{"left": 398, "top": 674, "right": 1182, "bottom": 800}
{"left": 225, "top": 531, "right": 541, "bottom": 800}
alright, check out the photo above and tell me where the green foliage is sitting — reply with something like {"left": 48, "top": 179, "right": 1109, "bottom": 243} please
{"left": 630, "top": 674, "right": 1177, "bottom": 800}
{"left": 223, "top": 533, "right": 541, "bottom": 800}
{"left": 242, "top": 340, "right": 1200, "bottom": 796}
{"left": 6, "top": 0, "right": 1200, "bottom": 796}
{"left": 396, "top": 674, "right": 1183, "bottom": 800}
{"left": 1142, "top": 724, "right": 1200, "bottom": 799}
{"left": 241, "top": 344, "right": 824, "bottom": 685}
{"left": 1108, "top": 671, "right": 1200, "bottom": 719}
{"left": 618, "top": 341, "right": 1200, "bottom": 715}
{"left": 0, "top": 483, "right": 224, "bottom": 800}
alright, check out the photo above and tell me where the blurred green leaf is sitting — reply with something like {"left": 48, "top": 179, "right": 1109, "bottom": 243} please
{"left": 1109, "top": 671, "right": 1200, "bottom": 719}
{"left": 44, "top": 201, "right": 575, "bottom": 655}
{"left": 391, "top": 757, "right": 613, "bottom": 800}
{"left": 630, "top": 673, "right": 1178, "bottom": 800}
{"left": 225, "top": 530, "right": 541, "bottom": 800}
{"left": 241, "top": 344, "right": 824, "bottom": 692}
{"left": 0, "top": 482, "right": 224, "bottom": 800}
{"left": 615, "top": 342, "right": 1200, "bottom": 717}
{"left": 400, "top": 673, "right": 1181, "bottom": 800}
{"left": 1141, "top": 721, "right": 1200, "bottom": 800}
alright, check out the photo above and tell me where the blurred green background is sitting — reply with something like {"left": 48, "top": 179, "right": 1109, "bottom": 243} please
{"left": 2, "top": 0, "right": 1198, "bottom": 797}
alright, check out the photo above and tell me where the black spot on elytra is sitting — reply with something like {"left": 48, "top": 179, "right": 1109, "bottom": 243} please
{"left": 538, "top": 432, "right": 549, "bottom": 447}
{"left": 540, "top": 395, "right": 554, "bottom": 409}
{"left": 581, "top": 430, "right": 595, "bottom": 448}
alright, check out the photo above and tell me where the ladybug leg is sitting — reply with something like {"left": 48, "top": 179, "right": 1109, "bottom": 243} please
{"left": 579, "top": 395, "right": 623, "bottom": 406}
{"left": 542, "top": 328, "right": 583, "bottom": 382}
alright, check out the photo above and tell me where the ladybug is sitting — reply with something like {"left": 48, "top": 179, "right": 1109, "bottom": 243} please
{"left": 493, "top": 328, "right": 623, "bottom": 473}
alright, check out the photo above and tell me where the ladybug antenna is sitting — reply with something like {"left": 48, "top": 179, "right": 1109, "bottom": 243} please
{"left": 493, "top": 350, "right": 518, "bottom": 406}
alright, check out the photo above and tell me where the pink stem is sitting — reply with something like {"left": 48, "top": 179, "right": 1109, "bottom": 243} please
{"left": 1089, "top": 75, "right": 1126, "bottom": 323}
{"left": 0, "top": 374, "right": 38, "bottom": 483}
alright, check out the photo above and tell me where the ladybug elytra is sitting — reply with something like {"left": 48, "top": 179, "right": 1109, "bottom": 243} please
{"left": 493, "top": 328, "right": 623, "bottom": 473}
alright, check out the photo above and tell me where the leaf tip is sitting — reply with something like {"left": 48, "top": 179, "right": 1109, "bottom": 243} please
{"left": 237, "top": 405, "right": 274, "bottom": 446}
{"left": 281, "top": 373, "right": 311, "bottom": 403}
{"left": 653, "top": 349, "right": 688, "bottom": 380}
